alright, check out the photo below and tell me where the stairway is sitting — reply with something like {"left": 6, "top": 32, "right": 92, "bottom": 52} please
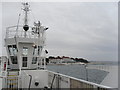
{"left": 7, "top": 71, "right": 19, "bottom": 89}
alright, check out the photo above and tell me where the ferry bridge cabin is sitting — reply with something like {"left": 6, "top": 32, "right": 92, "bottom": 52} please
{"left": 5, "top": 3, "right": 48, "bottom": 70}
{"left": 5, "top": 22, "right": 48, "bottom": 70}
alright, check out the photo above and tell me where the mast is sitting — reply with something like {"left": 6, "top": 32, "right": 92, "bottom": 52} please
{"left": 22, "top": 2, "right": 30, "bottom": 37}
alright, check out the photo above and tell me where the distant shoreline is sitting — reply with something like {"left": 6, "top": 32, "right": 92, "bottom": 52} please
{"left": 89, "top": 61, "right": 118, "bottom": 66}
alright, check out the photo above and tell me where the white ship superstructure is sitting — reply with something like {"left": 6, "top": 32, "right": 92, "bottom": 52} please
{"left": 0, "top": 3, "right": 112, "bottom": 89}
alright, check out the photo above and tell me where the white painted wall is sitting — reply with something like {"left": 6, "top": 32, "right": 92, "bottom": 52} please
{"left": 21, "top": 70, "right": 48, "bottom": 88}
{"left": 60, "top": 75, "right": 70, "bottom": 88}
{"left": 48, "top": 71, "right": 70, "bottom": 88}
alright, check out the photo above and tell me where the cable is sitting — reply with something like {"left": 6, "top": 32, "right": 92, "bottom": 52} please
{"left": 14, "top": 10, "right": 22, "bottom": 54}
{"left": 15, "top": 11, "right": 22, "bottom": 37}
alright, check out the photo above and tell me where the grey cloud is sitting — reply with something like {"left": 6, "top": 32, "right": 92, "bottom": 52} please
{"left": 1, "top": 2, "right": 118, "bottom": 61}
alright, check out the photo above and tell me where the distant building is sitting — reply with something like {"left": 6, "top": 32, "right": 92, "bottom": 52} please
{"left": 49, "top": 56, "right": 63, "bottom": 64}
{"left": 49, "top": 56, "right": 75, "bottom": 64}
{"left": 62, "top": 57, "right": 75, "bottom": 63}
{"left": 48, "top": 56, "right": 89, "bottom": 64}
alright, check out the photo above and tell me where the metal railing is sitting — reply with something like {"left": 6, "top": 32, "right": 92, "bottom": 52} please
{"left": 6, "top": 25, "right": 44, "bottom": 39}
{"left": 48, "top": 71, "right": 111, "bottom": 89}
{"left": 87, "top": 65, "right": 113, "bottom": 72}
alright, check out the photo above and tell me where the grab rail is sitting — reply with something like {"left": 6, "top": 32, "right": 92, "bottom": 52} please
{"left": 6, "top": 26, "right": 38, "bottom": 38}
{"left": 48, "top": 71, "right": 111, "bottom": 89}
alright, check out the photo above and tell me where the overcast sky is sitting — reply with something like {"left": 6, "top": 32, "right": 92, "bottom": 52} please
{"left": 0, "top": 2, "right": 118, "bottom": 61}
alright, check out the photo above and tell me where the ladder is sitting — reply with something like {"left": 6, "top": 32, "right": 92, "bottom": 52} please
{"left": 7, "top": 71, "right": 19, "bottom": 89}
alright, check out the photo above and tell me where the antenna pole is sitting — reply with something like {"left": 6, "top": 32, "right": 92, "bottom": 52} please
{"left": 23, "top": 2, "right": 30, "bottom": 25}
{"left": 22, "top": 2, "right": 30, "bottom": 37}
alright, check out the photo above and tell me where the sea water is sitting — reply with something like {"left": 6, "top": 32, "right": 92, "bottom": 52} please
{"left": 46, "top": 64, "right": 109, "bottom": 84}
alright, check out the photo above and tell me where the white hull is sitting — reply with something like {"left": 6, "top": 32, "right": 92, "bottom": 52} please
{"left": 2, "top": 70, "right": 110, "bottom": 89}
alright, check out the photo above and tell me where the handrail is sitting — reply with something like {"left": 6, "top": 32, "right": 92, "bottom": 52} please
{"left": 6, "top": 25, "right": 39, "bottom": 39}
{"left": 48, "top": 70, "right": 112, "bottom": 89}
{"left": 7, "top": 25, "right": 23, "bottom": 29}
{"left": 23, "top": 71, "right": 32, "bottom": 89}
{"left": 28, "top": 75, "right": 32, "bottom": 90}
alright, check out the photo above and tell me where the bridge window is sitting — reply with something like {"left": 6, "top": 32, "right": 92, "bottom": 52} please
{"left": 8, "top": 45, "right": 13, "bottom": 55}
{"left": 38, "top": 46, "right": 42, "bottom": 55}
{"left": 10, "top": 56, "right": 17, "bottom": 64}
{"left": 13, "top": 45, "right": 17, "bottom": 55}
{"left": 33, "top": 46, "right": 43, "bottom": 55}
{"left": 8, "top": 45, "right": 17, "bottom": 56}
{"left": 32, "top": 57, "right": 37, "bottom": 64}
{"left": 22, "top": 57, "right": 27, "bottom": 67}
{"left": 23, "top": 47, "right": 28, "bottom": 56}
{"left": 33, "top": 46, "right": 37, "bottom": 55}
